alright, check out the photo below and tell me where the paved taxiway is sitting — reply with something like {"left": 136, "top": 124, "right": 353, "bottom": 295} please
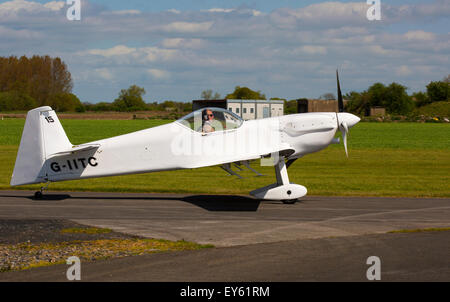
{"left": 0, "top": 191, "right": 449, "bottom": 281}
{"left": 1, "top": 191, "right": 449, "bottom": 247}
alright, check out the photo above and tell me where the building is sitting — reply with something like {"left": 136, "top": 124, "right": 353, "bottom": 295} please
{"left": 369, "top": 107, "right": 386, "bottom": 116}
{"left": 192, "top": 99, "right": 284, "bottom": 120}
{"left": 296, "top": 99, "right": 348, "bottom": 113}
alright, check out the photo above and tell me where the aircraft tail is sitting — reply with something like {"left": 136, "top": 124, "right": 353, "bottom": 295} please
{"left": 10, "top": 106, "right": 72, "bottom": 186}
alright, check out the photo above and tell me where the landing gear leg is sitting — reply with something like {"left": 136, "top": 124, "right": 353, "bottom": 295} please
{"left": 250, "top": 157, "right": 307, "bottom": 203}
{"left": 34, "top": 181, "right": 50, "bottom": 200}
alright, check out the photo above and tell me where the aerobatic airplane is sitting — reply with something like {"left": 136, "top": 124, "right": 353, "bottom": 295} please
{"left": 11, "top": 71, "right": 360, "bottom": 203}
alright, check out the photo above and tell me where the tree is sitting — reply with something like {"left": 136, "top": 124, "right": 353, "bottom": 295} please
{"left": 367, "top": 82, "right": 387, "bottom": 107}
{"left": 426, "top": 81, "right": 449, "bottom": 103}
{"left": 201, "top": 89, "right": 221, "bottom": 100}
{"left": 0, "top": 91, "right": 37, "bottom": 111}
{"left": 443, "top": 75, "right": 450, "bottom": 83}
{"left": 412, "top": 91, "right": 429, "bottom": 107}
{"left": 0, "top": 55, "right": 73, "bottom": 107}
{"left": 345, "top": 91, "right": 371, "bottom": 115}
{"left": 319, "top": 93, "right": 336, "bottom": 100}
{"left": 383, "top": 82, "right": 413, "bottom": 115}
{"left": 226, "top": 86, "right": 266, "bottom": 99}
{"left": 47, "top": 93, "right": 83, "bottom": 112}
{"left": 346, "top": 83, "right": 413, "bottom": 115}
{"left": 113, "top": 85, "right": 147, "bottom": 111}
{"left": 284, "top": 99, "right": 298, "bottom": 115}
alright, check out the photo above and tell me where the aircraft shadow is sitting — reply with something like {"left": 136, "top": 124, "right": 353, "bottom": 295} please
{"left": 0, "top": 193, "right": 263, "bottom": 212}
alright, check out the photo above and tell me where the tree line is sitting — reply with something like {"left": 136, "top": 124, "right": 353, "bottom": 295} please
{"left": 0, "top": 55, "right": 448, "bottom": 116}
{"left": 345, "top": 77, "right": 449, "bottom": 116}
{"left": 0, "top": 55, "right": 83, "bottom": 112}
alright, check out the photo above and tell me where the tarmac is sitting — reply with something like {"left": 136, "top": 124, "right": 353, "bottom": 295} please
{"left": 0, "top": 191, "right": 449, "bottom": 281}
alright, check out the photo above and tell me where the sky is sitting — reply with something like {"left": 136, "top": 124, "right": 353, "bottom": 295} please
{"left": 0, "top": 0, "right": 449, "bottom": 103}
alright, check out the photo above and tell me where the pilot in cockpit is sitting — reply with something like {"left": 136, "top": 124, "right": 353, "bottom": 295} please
{"left": 202, "top": 109, "right": 216, "bottom": 133}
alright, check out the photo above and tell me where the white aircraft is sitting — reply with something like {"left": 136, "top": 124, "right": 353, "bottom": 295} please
{"left": 11, "top": 71, "right": 360, "bottom": 203}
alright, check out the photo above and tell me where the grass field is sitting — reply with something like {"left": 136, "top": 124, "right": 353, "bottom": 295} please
{"left": 0, "top": 118, "right": 449, "bottom": 197}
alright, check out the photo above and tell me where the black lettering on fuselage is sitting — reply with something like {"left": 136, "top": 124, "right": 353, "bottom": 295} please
{"left": 50, "top": 162, "right": 61, "bottom": 172}
{"left": 88, "top": 157, "right": 98, "bottom": 167}
{"left": 72, "top": 159, "right": 78, "bottom": 169}
{"left": 50, "top": 157, "right": 98, "bottom": 173}
{"left": 78, "top": 158, "right": 87, "bottom": 168}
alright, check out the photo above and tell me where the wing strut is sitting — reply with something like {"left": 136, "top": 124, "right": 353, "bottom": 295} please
{"left": 220, "top": 163, "right": 243, "bottom": 179}
{"left": 242, "top": 161, "right": 264, "bottom": 176}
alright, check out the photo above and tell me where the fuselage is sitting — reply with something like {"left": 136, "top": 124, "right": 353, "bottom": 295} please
{"left": 40, "top": 111, "right": 359, "bottom": 183}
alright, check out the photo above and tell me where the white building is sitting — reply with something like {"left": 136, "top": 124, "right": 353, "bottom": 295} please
{"left": 192, "top": 99, "right": 284, "bottom": 120}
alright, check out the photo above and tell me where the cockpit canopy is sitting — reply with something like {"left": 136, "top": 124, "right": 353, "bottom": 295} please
{"left": 176, "top": 107, "right": 243, "bottom": 133}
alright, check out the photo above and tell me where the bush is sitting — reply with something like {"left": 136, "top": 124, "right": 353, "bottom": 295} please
{"left": 47, "top": 93, "right": 83, "bottom": 112}
{"left": 413, "top": 101, "right": 450, "bottom": 118}
{"left": 0, "top": 91, "right": 37, "bottom": 111}
{"left": 113, "top": 85, "right": 147, "bottom": 111}
{"left": 426, "top": 81, "right": 449, "bottom": 103}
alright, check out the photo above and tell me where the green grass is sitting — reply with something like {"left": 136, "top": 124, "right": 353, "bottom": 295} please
{"left": 0, "top": 119, "right": 449, "bottom": 197}
{"left": 0, "top": 119, "right": 171, "bottom": 145}
{"left": 388, "top": 227, "right": 450, "bottom": 234}
{"left": 60, "top": 227, "right": 113, "bottom": 234}
{"left": 1, "top": 238, "right": 213, "bottom": 272}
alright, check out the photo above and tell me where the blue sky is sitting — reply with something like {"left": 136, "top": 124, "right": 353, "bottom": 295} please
{"left": 0, "top": 0, "right": 449, "bottom": 102}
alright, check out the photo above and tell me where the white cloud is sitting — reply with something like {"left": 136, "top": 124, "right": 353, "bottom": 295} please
{"left": 395, "top": 65, "right": 413, "bottom": 76}
{"left": 0, "top": 0, "right": 447, "bottom": 101}
{"left": 147, "top": 69, "right": 170, "bottom": 79}
{"left": 404, "top": 30, "right": 436, "bottom": 41}
{"left": 298, "top": 45, "right": 327, "bottom": 55}
{"left": 101, "top": 9, "right": 141, "bottom": 16}
{"left": 269, "top": 2, "right": 368, "bottom": 28}
{"left": 161, "top": 21, "right": 213, "bottom": 33}
{"left": 86, "top": 45, "right": 136, "bottom": 57}
{"left": 203, "top": 7, "right": 262, "bottom": 16}
{"left": 43, "top": 1, "right": 65, "bottom": 11}
{"left": 161, "top": 38, "right": 205, "bottom": 49}
{"left": 0, "top": 25, "right": 43, "bottom": 39}
{"left": 205, "top": 8, "right": 235, "bottom": 13}
{"left": 0, "top": 0, "right": 64, "bottom": 14}
{"left": 95, "top": 68, "right": 114, "bottom": 80}
{"left": 166, "top": 9, "right": 181, "bottom": 14}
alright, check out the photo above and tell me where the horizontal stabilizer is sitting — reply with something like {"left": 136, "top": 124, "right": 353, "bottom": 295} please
{"left": 49, "top": 144, "right": 101, "bottom": 157}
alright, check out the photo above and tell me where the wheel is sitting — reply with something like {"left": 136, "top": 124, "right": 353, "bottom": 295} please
{"left": 282, "top": 199, "right": 297, "bottom": 205}
{"left": 34, "top": 191, "right": 43, "bottom": 199}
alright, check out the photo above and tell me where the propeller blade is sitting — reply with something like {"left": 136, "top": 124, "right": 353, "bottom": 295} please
{"left": 336, "top": 69, "right": 344, "bottom": 112}
{"left": 340, "top": 121, "right": 348, "bottom": 157}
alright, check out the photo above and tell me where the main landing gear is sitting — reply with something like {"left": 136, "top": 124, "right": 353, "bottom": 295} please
{"left": 34, "top": 182, "right": 50, "bottom": 199}
{"left": 250, "top": 156, "right": 307, "bottom": 204}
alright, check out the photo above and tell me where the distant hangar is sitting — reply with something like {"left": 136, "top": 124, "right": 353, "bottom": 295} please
{"left": 192, "top": 99, "right": 284, "bottom": 120}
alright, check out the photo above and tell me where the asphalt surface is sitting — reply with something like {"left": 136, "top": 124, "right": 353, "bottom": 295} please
{"left": 0, "top": 191, "right": 449, "bottom": 281}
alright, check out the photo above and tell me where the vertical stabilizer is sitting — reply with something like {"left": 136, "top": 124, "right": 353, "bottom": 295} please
{"left": 10, "top": 106, "right": 72, "bottom": 186}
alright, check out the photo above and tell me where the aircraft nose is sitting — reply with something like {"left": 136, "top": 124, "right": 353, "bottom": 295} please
{"left": 337, "top": 113, "right": 360, "bottom": 128}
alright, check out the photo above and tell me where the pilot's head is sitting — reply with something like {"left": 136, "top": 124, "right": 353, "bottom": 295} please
{"left": 205, "top": 109, "right": 214, "bottom": 121}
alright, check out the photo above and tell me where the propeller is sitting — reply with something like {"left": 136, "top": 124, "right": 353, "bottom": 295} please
{"left": 337, "top": 69, "right": 344, "bottom": 113}
{"left": 340, "top": 120, "right": 348, "bottom": 157}
{"left": 336, "top": 69, "right": 350, "bottom": 157}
